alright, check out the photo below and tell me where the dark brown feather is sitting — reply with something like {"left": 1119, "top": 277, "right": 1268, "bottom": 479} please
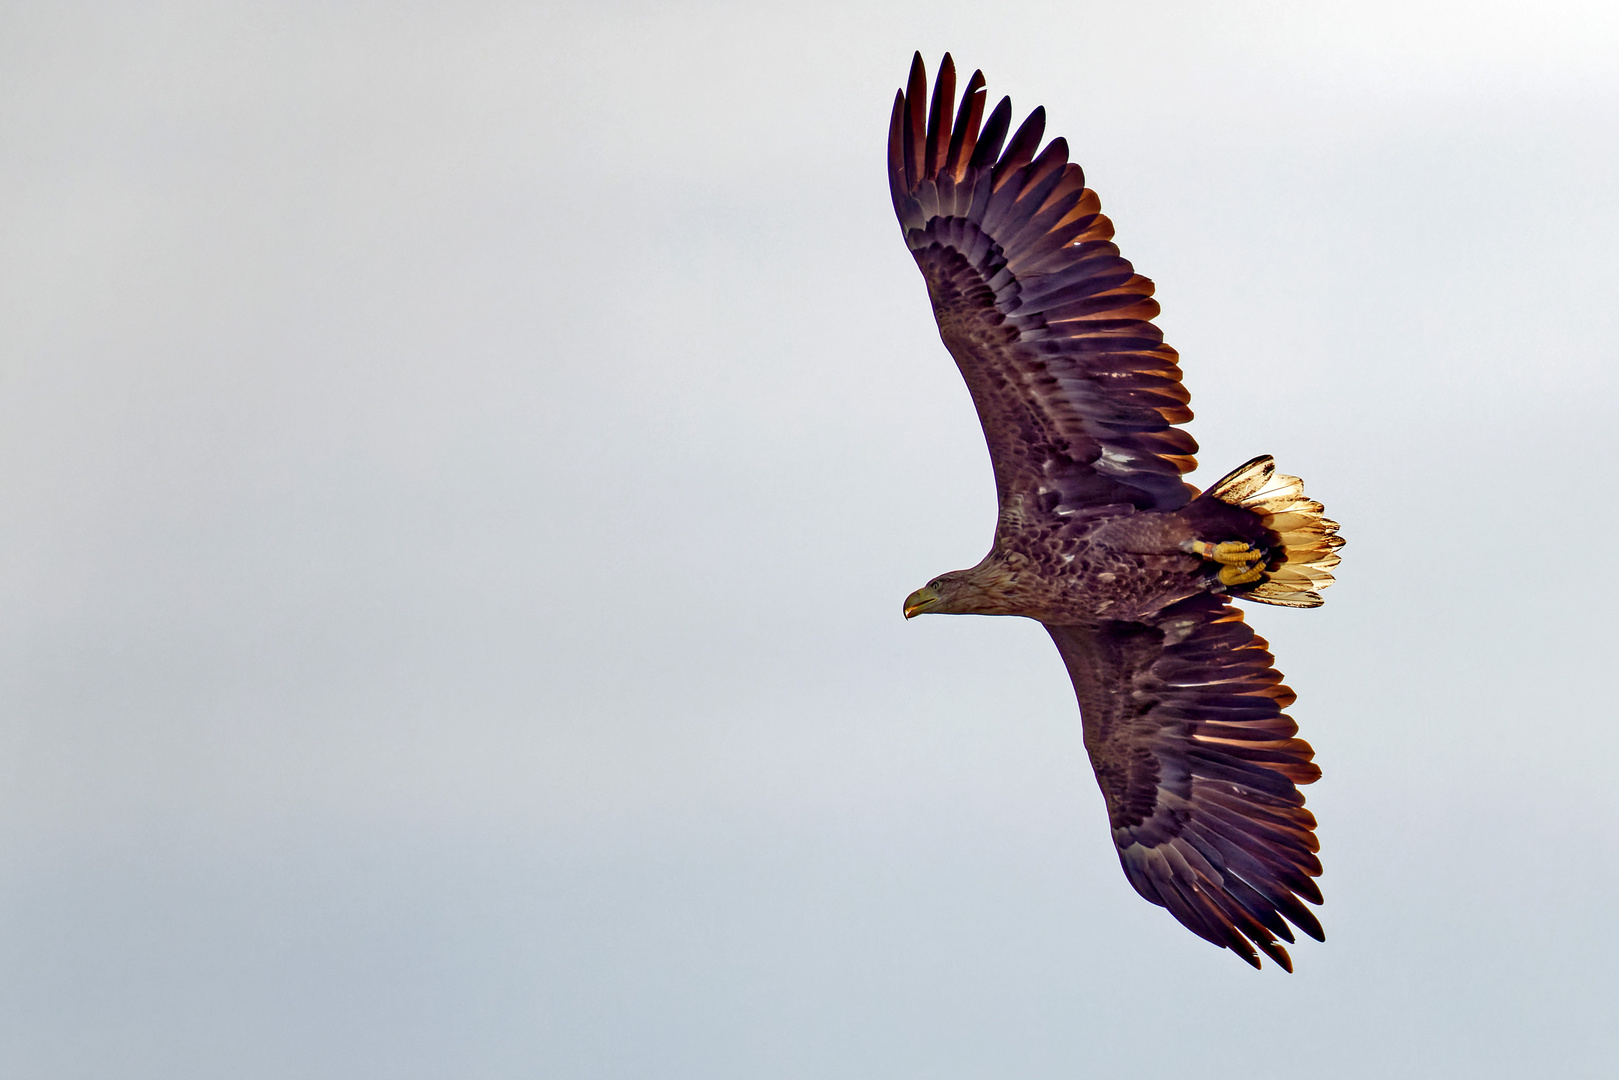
{"left": 944, "top": 71, "right": 985, "bottom": 182}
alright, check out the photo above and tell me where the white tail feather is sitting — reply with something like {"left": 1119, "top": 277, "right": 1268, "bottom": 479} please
{"left": 1209, "top": 455, "right": 1344, "bottom": 609}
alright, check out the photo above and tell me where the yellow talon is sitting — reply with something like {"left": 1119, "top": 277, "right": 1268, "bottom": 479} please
{"left": 1218, "top": 563, "right": 1266, "bottom": 586}
{"left": 1189, "top": 539, "right": 1264, "bottom": 565}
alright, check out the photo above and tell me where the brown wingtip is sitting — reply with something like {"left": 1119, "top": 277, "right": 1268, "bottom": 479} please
{"left": 1250, "top": 929, "right": 1294, "bottom": 972}
{"left": 903, "top": 54, "right": 927, "bottom": 190}
{"left": 925, "top": 55, "right": 954, "bottom": 178}
{"left": 944, "top": 69, "right": 986, "bottom": 181}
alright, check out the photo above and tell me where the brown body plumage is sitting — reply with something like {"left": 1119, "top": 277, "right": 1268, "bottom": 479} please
{"left": 892, "top": 54, "right": 1344, "bottom": 970}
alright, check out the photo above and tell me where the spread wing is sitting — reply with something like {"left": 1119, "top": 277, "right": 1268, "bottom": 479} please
{"left": 1046, "top": 595, "right": 1324, "bottom": 970}
{"left": 889, "top": 53, "right": 1198, "bottom": 520}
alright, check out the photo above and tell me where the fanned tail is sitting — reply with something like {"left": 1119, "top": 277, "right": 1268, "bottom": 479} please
{"left": 1209, "top": 455, "right": 1344, "bottom": 609}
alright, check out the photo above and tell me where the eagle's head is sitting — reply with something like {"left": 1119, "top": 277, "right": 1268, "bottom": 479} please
{"left": 903, "top": 554, "right": 1028, "bottom": 618}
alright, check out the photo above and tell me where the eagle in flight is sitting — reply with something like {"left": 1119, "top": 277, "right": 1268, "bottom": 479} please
{"left": 890, "top": 54, "right": 1344, "bottom": 970}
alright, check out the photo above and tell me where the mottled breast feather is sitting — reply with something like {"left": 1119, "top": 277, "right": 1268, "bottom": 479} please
{"left": 888, "top": 53, "right": 1198, "bottom": 522}
{"left": 1047, "top": 596, "right": 1323, "bottom": 971}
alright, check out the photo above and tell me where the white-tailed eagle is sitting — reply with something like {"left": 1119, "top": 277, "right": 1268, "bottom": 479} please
{"left": 891, "top": 54, "right": 1344, "bottom": 971}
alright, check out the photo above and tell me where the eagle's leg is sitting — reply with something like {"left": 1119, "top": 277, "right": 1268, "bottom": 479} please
{"left": 1217, "top": 562, "right": 1266, "bottom": 586}
{"left": 1187, "top": 539, "right": 1264, "bottom": 565}
{"left": 1183, "top": 539, "right": 1266, "bottom": 585}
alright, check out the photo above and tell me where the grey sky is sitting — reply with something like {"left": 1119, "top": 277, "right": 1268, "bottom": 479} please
{"left": 3, "top": 2, "right": 1617, "bottom": 1077}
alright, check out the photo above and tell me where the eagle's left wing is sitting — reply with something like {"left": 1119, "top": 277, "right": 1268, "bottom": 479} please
{"left": 1046, "top": 596, "right": 1324, "bottom": 969}
{"left": 889, "top": 53, "right": 1198, "bottom": 522}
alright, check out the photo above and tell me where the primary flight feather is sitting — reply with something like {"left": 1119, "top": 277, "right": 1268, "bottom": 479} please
{"left": 890, "top": 53, "right": 1344, "bottom": 971}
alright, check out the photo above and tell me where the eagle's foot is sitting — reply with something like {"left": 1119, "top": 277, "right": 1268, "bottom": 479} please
{"left": 1218, "top": 563, "right": 1266, "bottom": 586}
{"left": 1187, "top": 539, "right": 1264, "bottom": 566}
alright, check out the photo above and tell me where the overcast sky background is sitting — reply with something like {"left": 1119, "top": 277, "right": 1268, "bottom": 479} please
{"left": 3, "top": 2, "right": 1617, "bottom": 1077}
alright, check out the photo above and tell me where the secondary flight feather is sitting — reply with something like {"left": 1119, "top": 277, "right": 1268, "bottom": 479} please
{"left": 891, "top": 53, "right": 1344, "bottom": 971}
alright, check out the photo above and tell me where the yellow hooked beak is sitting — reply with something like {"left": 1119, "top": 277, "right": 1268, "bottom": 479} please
{"left": 903, "top": 584, "right": 941, "bottom": 619}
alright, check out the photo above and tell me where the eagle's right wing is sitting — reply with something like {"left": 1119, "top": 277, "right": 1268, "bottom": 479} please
{"left": 1046, "top": 595, "right": 1324, "bottom": 970}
